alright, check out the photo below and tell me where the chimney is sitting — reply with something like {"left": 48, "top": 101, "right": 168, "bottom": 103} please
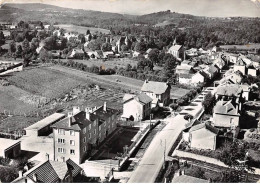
{"left": 86, "top": 110, "right": 90, "bottom": 120}
{"left": 19, "top": 170, "right": 23, "bottom": 178}
{"left": 73, "top": 106, "right": 80, "bottom": 115}
{"left": 32, "top": 173, "right": 37, "bottom": 182}
{"left": 103, "top": 102, "right": 107, "bottom": 112}
{"left": 45, "top": 153, "right": 49, "bottom": 161}
{"left": 68, "top": 116, "right": 72, "bottom": 127}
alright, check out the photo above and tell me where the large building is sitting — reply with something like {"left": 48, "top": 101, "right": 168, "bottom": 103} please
{"left": 141, "top": 80, "right": 171, "bottom": 107}
{"left": 52, "top": 103, "right": 118, "bottom": 164}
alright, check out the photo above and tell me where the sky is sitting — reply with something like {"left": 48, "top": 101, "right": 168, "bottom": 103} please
{"left": 2, "top": 0, "right": 260, "bottom": 17}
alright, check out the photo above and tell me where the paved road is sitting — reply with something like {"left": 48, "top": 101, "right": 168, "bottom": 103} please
{"left": 128, "top": 115, "right": 188, "bottom": 183}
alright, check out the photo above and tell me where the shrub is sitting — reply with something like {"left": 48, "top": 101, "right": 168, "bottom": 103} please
{"left": 169, "top": 103, "right": 178, "bottom": 110}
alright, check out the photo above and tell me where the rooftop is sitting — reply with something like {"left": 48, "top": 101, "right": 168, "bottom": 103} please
{"left": 216, "top": 84, "right": 243, "bottom": 97}
{"left": 214, "top": 100, "right": 239, "bottom": 115}
{"left": 189, "top": 123, "right": 219, "bottom": 135}
{"left": 168, "top": 44, "right": 182, "bottom": 52}
{"left": 25, "top": 113, "right": 65, "bottom": 131}
{"left": 141, "top": 80, "right": 169, "bottom": 94}
{"left": 0, "top": 138, "right": 20, "bottom": 152}
{"left": 123, "top": 93, "right": 153, "bottom": 105}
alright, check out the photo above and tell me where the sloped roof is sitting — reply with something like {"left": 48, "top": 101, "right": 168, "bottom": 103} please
{"left": 214, "top": 100, "right": 239, "bottom": 115}
{"left": 24, "top": 159, "right": 82, "bottom": 183}
{"left": 0, "top": 138, "right": 20, "bottom": 153}
{"left": 216, "top": 84, "right": 243, "bottom": 97}
{"left": 176, "top": 64, "right": 192, "bottom": 71}
{"left": 172, "top": 175, "right": 208, "bottom": 183}
{"left": 141, "top": 80, "right": 169, "bottom": 94}
{"left": 168, "top": 44, "right": 182, "bottom": 52}
{"left": 179, "top": 73, "right": 193, "bottom": 79}
{"left": 189, "top": 123, "right": 219, "bottom": 135}
{"left": 25, "top": 113, "right": 65, "bottom": 131}
{"left": 124, "top": 93, "right": 153, "bottom": 105}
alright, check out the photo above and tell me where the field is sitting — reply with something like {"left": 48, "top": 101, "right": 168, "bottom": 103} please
{"left": 63, "top": 58, "right": 138, "bottom": 69}
{"left": 54, "top": 24, "right": 110, "bottom": 34}
{"left": 6, "top": 67, "right": 87, "bottom": 99}
{"left": 220, "top": 43, "right": 260, "bottom": 50}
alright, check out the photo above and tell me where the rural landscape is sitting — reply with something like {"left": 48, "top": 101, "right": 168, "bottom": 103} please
{"left": 0, "top": 0, "right": 260, "bottom": 183}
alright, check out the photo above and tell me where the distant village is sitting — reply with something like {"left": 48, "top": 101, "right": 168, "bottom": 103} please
{"left": 0, "top": 19, "right": 260, "bottom": 183}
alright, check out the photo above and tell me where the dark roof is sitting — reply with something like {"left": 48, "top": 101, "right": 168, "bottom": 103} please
{"left": 190, "top": 123, "right": 219, "bottom": 135}
{"left": 208, "top": 65, "right": 218, "bottom": 74}
{"left": 24, "top": 159, "right": 82, "bottom": 183}
{"left": 123, "top": 93, "right": 153, "bottom": 105}
{"left": 52, "top": 106, "right": 117, "bottom": 131}
{"left": 141, "top": 80, "right": 170, "bottom": 94}
{"left": 179, "top": 73, "right": 193, "bottom": 79}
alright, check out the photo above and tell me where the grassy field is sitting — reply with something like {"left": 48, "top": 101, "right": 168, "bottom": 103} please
{"left": 63, "top": 58, "right": 138, "bottom": 69}
{"left": 54, "top": 24, "right": 110, "bottom": 34}
{"left": 220, "top": 43, "right": 260, "bottom": 50}
{"left": 6, "top": 67, "right": 87, "bottom": 99}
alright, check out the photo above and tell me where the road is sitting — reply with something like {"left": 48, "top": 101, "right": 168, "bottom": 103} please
{"left": 128, "top": 115, "right": 188, "bottom": 183}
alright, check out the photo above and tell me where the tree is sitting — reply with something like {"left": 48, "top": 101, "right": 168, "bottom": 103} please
{"left": 22, "top": 38, "right": 30, "bottom": 53}
{"left": 78, "top": 34, "right": 86, "bottom": 44}
{"left": 0, "top": 31, "right": 5, "bottom": 45}
{"left": 121, "top": 44, "right": 128, "bottom": 52}
{"left": 16, "top": 45, "right": 23, "bottom": 58}
{"left": 134, "top": 41, "right": 146, "bottom": 53}
{"left": 101, "top": 42, "right": 112, "bottom": 52}
{"left": 220, "top": 170, "right": 241, "bottom": 183}
{"left": 202, "top": 92, "right": 215, "bottom": 114}
{"left": 184, "top": 114, "right": 193, "bottom": 121}
{"left": 9, "top": 41, "right": 16, "bottom": 53}
{"left": 148, "top": 49, "right": 160, "bottom": 64}
{"left": 30, "top": 38, "right": 39, "bottom": 52}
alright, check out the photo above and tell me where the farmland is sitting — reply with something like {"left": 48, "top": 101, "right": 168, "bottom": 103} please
{"left": 54, "top": 24, "right": 110, "bottom": 34}
{"left": 62, "top": 58, "right": 138, "bottom": 70}
{"left": 6, "top": 67, "right": 87, "bottom": 99}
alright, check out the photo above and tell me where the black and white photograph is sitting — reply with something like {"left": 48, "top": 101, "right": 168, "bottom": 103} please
{"left": 0, "top": 0, "right": 260, "bottom": 183}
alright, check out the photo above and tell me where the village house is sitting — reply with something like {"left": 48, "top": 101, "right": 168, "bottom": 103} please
{"left": 215, "top": 70, "right": 243, "bottom": 86}
{"left": 121, "top": 93, "right": 152, "bottom": 121}
{"left": 215, "top": 84, "right": 243, "bottom": 106}
{"left": 178, "top": 71, "right": 207, "bottom": 86}
{"left": 189, "top": 123, "right": 219, "bottom": 150}
{"left": 0, "top": 138, "right": 21, "bottom": 159}
{"left": 51, "top": 103, "right": 118, "bottom": 164}
{"left": 213, "top": 100, "right": 240, "bottom": 128}
{"left": 175, "top": 63, "right": 195, "bottom": 74}
{"left": 141, "top": 80, "right": 171, "bottom": 107}
{"left": 12, "top": 157, "right": 86, "bottom": 183}
{"left": 69, "top": 48, "right": 85, "bottom": 59}
{"left": 234, "top": 58, "right": 246, "bottom": 75}
{"left": 203, "top": 65, "right": 218, "bottom": 80}
{"left": 167, "top": 39, "right": 184, "bottom": 60}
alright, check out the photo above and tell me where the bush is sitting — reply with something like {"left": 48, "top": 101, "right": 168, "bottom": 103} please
{"left": 184, "top": 114, "right": 193, "bottom": 121}
{"left": 169, "top": 103, "right": 178, "bottom": 110}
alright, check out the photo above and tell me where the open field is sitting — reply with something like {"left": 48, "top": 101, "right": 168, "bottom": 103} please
{"left": 54, "top": 24, "right": 110, "bottom": 34}
{"left": 220, "top": 43, "right": 260, "bottom": 50}
{"left": 62, "top": 58, "right": 138, "bottom": 69}
{"left": 170, "top": 86, "right": 191, "bottom": 99}
{"left": 6, "top": 67, "right": 87, "bottom": 99}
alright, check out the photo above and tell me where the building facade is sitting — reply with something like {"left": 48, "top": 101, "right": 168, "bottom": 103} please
{"left": 52, "top": 103, "right": 118, "bottom": 164}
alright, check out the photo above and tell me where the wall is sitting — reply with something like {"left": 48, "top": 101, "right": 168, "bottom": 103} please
{"left": 190, "top": 129, "right": 216, "bottom": 150}
{"left": 54, "top": 129, "right": 81, "bottom": 164}
{"left": 234, "top": 65, "right": 246, "bottom": 75}
{"left": 213, "top": 113, "right": 239, "bottom": 128}
{"left": 123, "top": 99, "right": 143, "bottom": 121}
{"left": 4, "top": 143, "right": 21, "bottom": 158}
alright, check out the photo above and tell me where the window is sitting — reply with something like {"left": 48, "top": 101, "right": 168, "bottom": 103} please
{"left": 70, "top": 130, "right": 75, "bottom": 136}
{"left": 94, "top": 120, "right": 96, "bottom": 126}
{"left": 58, "top": 138, "right": 65, "bottom": 144}
{"left": 83, "top": 128, "right": 86, "bottom": 134}
{"left": 99, "top": 133, "right": 101, "bottom": 139}
{"left": 94, "top": 129, "right": 96, "bottom": 135}
{"left": 70, "top": 140, "right": 75, "bottom": 146}
{"left": 83, "top": 137, "right": 86, "bottom": 143}
{"left": 58, "top": 129, "right": 65, "bottom": 135}
{"left": 70, "top": 149, "right": 75, "bottom": 155}
{"left": 58, "top": 148, "right": 65, "bottom": 154}
{"left": 99, "top": 126, "right": 101, "bottom": 131}
{"left": 89, "top": 124, "right": 92, "bottom": 130}
{"left": 83, "top": 146, "right": 87, "bottom": 152}
{"left": 89, "top": 133, "right": 91, "bottom": 139}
